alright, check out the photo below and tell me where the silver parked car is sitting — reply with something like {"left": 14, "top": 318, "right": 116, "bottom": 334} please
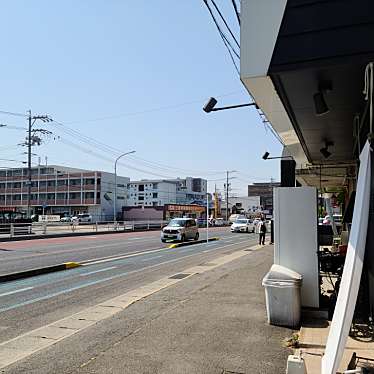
{"left": 161, "top": 218, "right": 199, "bottom": 242}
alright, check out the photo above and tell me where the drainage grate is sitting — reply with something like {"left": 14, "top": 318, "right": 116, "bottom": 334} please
{"left": 169, "top": 273, "right": 191, "bottom": 280}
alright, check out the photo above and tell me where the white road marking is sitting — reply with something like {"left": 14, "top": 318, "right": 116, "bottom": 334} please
{"left": 79, "top": 267, "right": 117, "bottom": 277}
{"left": 0, "top": 287, "right": 34, "bottom": 297}
{"left": 140, "top": 255, "right": 163, "bottom": 262}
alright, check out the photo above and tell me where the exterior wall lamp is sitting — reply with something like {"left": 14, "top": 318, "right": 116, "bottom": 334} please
{"left": 203, "top": 97, "right": 258, "bottom": 113}
{"left": 262, "top": 152, "right": 293, "bottom": 160}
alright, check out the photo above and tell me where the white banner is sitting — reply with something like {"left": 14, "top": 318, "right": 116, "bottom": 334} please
{"left": 38, "top": 215, "right": 60, "bottom": 222}
{"left": 322, "top": 141, "right": 372, "bottom": 373}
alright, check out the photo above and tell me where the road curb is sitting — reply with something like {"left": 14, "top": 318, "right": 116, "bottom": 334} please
{"left": 168, "top": 237, "right": 219, "bottom": 249}
{"left": 0, "top": 262, "right": 81, "bottom": 283}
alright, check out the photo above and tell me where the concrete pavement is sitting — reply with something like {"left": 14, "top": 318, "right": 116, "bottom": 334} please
{"left": 1, "top": 244, "right": 291, "bottom": 373}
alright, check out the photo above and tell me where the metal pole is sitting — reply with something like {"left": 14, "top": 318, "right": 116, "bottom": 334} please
{"left": 114, "top": 160, "right": 117, "bottom": 222}
{"left": 226, "top": 171, "right": 229, "bottom": 222}
{"left": 113, "top": 151, "right": 136, "bottom": 222}
{"left": 27, "top": 110, "right": 32, "bottom": 219}
{"left": 206, "top": 190, "right": 209, "bottom": 243}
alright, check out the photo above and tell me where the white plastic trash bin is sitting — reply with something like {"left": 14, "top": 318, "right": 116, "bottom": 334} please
{"left": 262, "top": 264, "right": 303, "bottom": 328}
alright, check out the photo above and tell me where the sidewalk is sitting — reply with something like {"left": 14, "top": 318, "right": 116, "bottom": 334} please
{"left": 4, "top": 244, "right": 292, "bottom": 374}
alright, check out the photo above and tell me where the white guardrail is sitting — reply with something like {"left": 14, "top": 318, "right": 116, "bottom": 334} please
{"left": 0, "top": 220, "right": 170, "bottom": 239}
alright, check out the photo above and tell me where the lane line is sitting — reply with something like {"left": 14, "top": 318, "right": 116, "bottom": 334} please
{"left": 0, "top": 287, "right": 34, "bottom": 298}
{"left": 140, "top": 255, "right": 163, "bottom": 262}
{"left": 79, "top": 267, "right": 117, "bottom": 277}
{"left": 0, "top": 240, "right": 256, "bottom": 313}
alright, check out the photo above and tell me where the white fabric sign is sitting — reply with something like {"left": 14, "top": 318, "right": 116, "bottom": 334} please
{"left": 322, "top": 141, "right": 372, "bottom": 373}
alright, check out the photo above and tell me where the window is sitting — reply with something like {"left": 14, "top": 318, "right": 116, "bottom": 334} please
{"left": 70, "top": 179, "right": 81, "bottom": 186}
{"left": 39, "top": 181, "right": 47, "bottom": 187}
{"left": 57, "top": 193, "right": 67, "bottom": 200}
{"left": 117, "top": 196, "right": 125, "bottom": 200}
{"left": 152, "top": 183, "right": 158, "bottom": 189}
{"left": 0, "top": 183, "right": 5, "bottom": 189}
{"left": 138, "top": 196, "right": 144, "bottom": 201}
{"left": 138, "top": 184, "right": 144, "bottom": 192}
{"left": 13, "top": 194, "right": 21, "bottom": 201}
{"left": 117, "top": 183, "right": 124, "bottom": 188}
{"left": 152, "top": 202, "right": 157, "bottom": 206}
{"left": 57, "top": 179, "right": 68, "bottom": 186}
{"left": 47, "top": 193, "right": 55, "bottom": 200}
{"left": 97, "top": 178, "right": 101, "bottom": 185}
{"left": 84, "top": 178, "right": 95, "bottom": 185}
{"left": 97, "top": 192, "right": 100, "bottom": 199}
{"left": 47, "top": 180, "right": 56, "bottom": 187}
{"left": 153, "top": 192, "right": 158, "bottom": 198}
{"left": 84, "top": 192, "right": 94, "bottom": 199}
{"left": 13, "top": 182, "right": 21, "bottom": 188}
{"left": 69, "top": 192, "right": 79, "bottom": 199}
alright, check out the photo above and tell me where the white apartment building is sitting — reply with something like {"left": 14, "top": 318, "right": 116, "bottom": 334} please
{"left": 0, "top": 165, "right": 130, "bottom": 221}
{"left": 127, "top": 177, "right": 207, "bottom": 207}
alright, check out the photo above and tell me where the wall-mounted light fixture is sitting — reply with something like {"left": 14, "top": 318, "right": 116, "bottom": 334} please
{"left": 320, "top": 140, "right": 334, "bottom": 159}
{"left": 313, "top": 81, "right": 332, "bottom": 116}
{"left": 262, "top": 152, "right": 293, "bottom": 160}
{"left": 203, "top": 97, "right": 257, "bottom": 113}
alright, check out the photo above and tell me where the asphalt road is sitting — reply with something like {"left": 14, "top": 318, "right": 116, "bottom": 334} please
{"left": 0, "top": 226, "right": 231, "bottom": 275}
{"left": 0, "top": 228, "right": 259, "bottom": 345}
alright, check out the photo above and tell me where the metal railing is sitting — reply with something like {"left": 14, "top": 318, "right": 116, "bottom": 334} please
{"left": 0, "top": 220, "right": 169, "bottom": 239}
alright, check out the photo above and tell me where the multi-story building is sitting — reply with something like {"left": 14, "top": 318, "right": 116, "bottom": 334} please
{"left": 247, "top": 182, "right": 281, "bottom": 215}
{"left": 127, "top": 177, "right": 207, "bottom": 207}
{"left": 0, "top": 165, "right": 129, "bottom": 221}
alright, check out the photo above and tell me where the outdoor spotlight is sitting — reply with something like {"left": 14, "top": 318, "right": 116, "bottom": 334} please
{"left": 203, "top": 97, "right": 218, "bottom": 113}
{"left": 262, "top": 151, "right": 270, "bottom": 160}
{"left": 320, "top": 140, "right": 334, "bottom": 159}
{"left": 314, "top": 81, "right": 332, "bottom": 116}
{"left": 320, "top": 147, "right": 332, "bottom": 159}
{"left": 313, "top": 92, "right": 329, "bottom": 116}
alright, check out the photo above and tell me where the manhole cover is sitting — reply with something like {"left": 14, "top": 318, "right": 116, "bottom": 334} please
{"left": 169, "top": 273, "right": 191, "bottom": 280}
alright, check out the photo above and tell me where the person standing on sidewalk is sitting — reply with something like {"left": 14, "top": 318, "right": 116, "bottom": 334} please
{"left": 257, "top": 217, "right": 267, "bottom": 245}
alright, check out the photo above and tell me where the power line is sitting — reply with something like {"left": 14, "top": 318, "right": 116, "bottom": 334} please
{"left": 0, "top": 109, "right": 27, "bottom": 118}
{"left": 210, "top": 0, "right": 240, "bottom": 48}
{"left": 62, "top": 91, "right": 243, "bottom": 126}
{"left": 231, "top": 0, "right": 240, "bottom": 25}
{"left": 202, "top": 0, "right": 240, "bottom": 75}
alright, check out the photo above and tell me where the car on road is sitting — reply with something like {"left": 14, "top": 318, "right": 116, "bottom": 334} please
{"left": 210, "top": 217, "right": 224, "bottom": 226}
{"left": 230, "top": 218, "right": 255, "bottom": 233}
{"left": 71, "top": 213, "right": 92, "bottom": 223}
{"left": 161, "top": 217, "right": 199, "bottom": 242}
{"left": 60, "top": 216, "right": 73, "bottom": 222}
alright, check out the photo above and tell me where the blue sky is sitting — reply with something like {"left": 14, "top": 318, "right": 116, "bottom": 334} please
{"left": 0, "top": 0, "right": 282, "bottom": 195}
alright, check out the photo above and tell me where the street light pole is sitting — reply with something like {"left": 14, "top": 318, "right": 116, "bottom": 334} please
{"left": 113, "top": 150, "right": 136, "bottom": 222}
{"left": 27, "top": 111, "right": 32, "bottom": 218}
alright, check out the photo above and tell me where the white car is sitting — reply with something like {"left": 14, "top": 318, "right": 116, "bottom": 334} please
{"left": 161, "top": 218, "right": 199, "bottom": 242}
{"left": 60, "top": 216, "right": 72, "bottom": 222}
{"left": 72, "top": 213, "right": 92, "bottom": 223}
{"left": 230, "top": 218, "right": 255, "bottom": 233}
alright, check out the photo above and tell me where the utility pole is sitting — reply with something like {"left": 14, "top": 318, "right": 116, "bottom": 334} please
{"left": 225, "top": 170, "right": 237, "bottom": 221}
{"left": 25, "top": 111, "right": 53, "bottom": 218}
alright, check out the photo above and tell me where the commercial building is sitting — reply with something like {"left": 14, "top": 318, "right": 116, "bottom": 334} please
{"left": 0, "top": 165, "right": 129, "bottom": 221}
{"left": 241, "top": 1, "right": 374, "bottom": 371}
{"left": 247, "top": 182, "right": 280, "bottom": 214}
{"left": 220, "top": 195, "right": 261, "bottom": 218}
{"left": 126, "top": 177, "right": 207, "bottom": 207}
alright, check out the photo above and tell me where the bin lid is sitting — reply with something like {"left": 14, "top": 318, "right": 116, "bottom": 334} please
{"left": 262, "top": 264, "right": 302, "bottom": 285}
